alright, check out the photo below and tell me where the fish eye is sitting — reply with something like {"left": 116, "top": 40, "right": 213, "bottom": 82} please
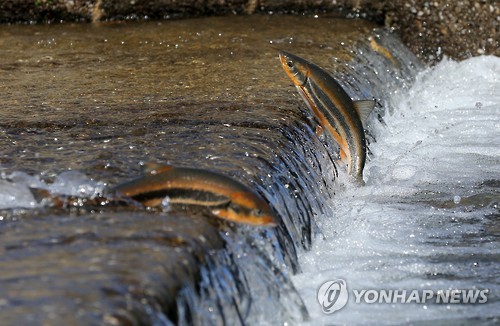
{"left": 287, "top": 60, "right": 294, "bottom": 68}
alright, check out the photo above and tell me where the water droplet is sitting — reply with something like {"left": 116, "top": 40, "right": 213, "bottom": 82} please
{"left": 161, "top": 196, "right": 171, "bottom": 211}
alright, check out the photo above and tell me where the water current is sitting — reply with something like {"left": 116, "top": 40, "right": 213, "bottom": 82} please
{"left": 0, "top": 15, "right": 498, "bottom": 325}
{"left": 293, "top": 55, "right": 500, "bottom": 324}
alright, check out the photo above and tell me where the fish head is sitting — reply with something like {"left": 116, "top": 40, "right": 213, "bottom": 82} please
{"left": 211, "top": 191, "right": 278, "bottom": 227}
{"left": 278, "top": 50, "right": 310, "bottom": 87}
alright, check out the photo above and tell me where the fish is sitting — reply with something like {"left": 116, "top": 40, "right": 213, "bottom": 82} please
{"left": 369, "top": 36, "right": 400, "bottom": 68}
{"left": 111, "top": 163, "right": 278, "bottom": 226}
{"left": 278, "top": 50, "right": 375, "bottom": 183}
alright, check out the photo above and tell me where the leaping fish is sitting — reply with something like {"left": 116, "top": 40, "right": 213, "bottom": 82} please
{"left": 278, "top": 50, "right": 375, "bottom": 184}
{"left": 369, "top": 36, "right": 400, "bottom": 68}
{"left": 111, "top": 163, "right": 278, "bottom": 226}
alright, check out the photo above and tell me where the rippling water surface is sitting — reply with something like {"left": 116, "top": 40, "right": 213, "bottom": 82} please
{"left": 0, "top": 15, "right": 374, "bottom": 324}
{"left": 0, "top": 14, "right": 497, "bottom": 325}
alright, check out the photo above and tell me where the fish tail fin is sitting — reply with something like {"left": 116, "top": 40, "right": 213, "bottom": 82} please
{"left": 353, "top": 100, "right": 376, "bottom": 126}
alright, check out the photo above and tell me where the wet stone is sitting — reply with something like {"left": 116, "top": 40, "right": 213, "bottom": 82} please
{"left": 0, "top": 208, "right": 223, "bottom": 325}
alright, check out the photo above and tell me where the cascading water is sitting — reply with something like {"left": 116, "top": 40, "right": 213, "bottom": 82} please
{"left": 293, "top": 52, "right": 499, "bottom": 324}
{"left": 0, "top": 16, "right": 497, "bottom": 325}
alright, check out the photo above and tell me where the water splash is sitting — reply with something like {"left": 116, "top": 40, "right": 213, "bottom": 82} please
{"left": 3, "top": 16, "right": 493, "bottom": 325}
{"left": 293, "top": 55, "right": 500, "bottom": 324}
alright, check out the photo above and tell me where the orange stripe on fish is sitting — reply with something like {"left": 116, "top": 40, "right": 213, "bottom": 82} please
{"left": 278, "top": 50, "right": 375, "bottom": 183}
{"left": 369, "top": 36, "right": 400, "bottom": 68}
{"left": 111, "top": 164, "right": 278, "bottom": 226}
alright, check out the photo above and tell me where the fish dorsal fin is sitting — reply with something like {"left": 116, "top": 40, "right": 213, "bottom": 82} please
{"left": 142, "top": 162, "right": 173, "bottom": 175}
{"left": 353, "top": 100, "right": 376, "bottom": 126}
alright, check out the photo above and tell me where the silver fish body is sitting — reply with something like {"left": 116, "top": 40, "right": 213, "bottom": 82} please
{"left": 279, "top": 50, "right": 374, "bottom": 183}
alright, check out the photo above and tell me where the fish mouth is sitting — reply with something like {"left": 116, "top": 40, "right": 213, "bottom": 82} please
{"left": 278, "top": 51, "right": 290, "bottom": 66}
{"left": 278, "top": 50, "right": 288, "bottom": 62}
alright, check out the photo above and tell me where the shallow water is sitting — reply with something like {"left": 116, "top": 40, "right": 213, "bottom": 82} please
{"left": 0, "top": 15, "right": 377, "bottom": 324}
{"left": 1, "top": 13, "right": 497, "bottom": 325}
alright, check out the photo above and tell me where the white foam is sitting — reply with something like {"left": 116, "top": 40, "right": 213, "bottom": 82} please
{"left": 0, "top": 180, "right": 38, "bottom": 209}
{"left": 293, "top": 55, "right": 500, "bottom": 324}
{"left": 0, "top": 170, "right": 105, "bottom": 209}
{"left": 50, "top": 171, "right": 105, "bottom": 197}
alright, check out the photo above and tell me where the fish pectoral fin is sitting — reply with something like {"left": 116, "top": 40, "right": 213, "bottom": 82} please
{"left": 338, "top": 148, "right": 348, "bottom": 162}
{"left": 315, "top": 125, "right": 325, "bottom": 138}
{"left": 353, "top": 100, "right": 376, "bottom": 126}
{"left": 210, "top": 203, "right": 236, "bottom": 220}
{"left": 142, "top": 162, "right": 174, "bottom": 175}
